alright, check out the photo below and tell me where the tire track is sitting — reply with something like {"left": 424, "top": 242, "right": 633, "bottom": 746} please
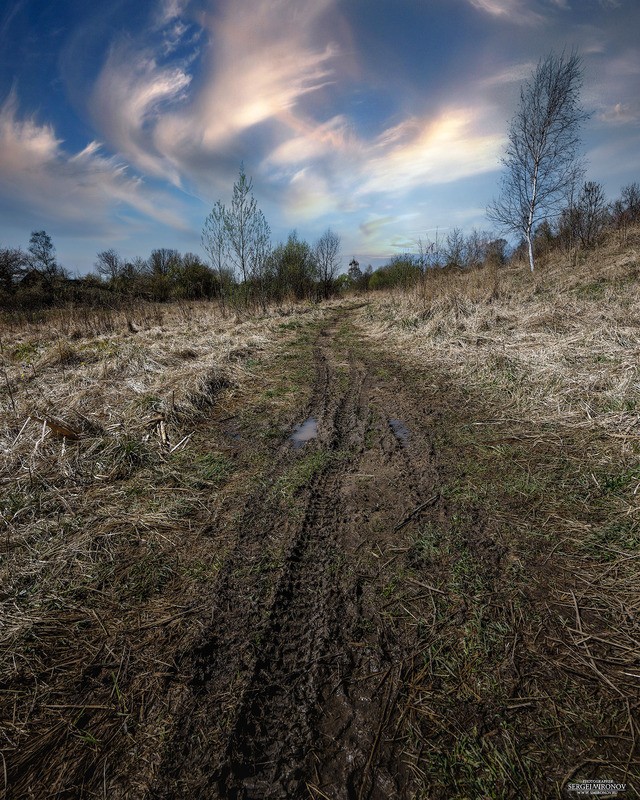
{"left": 216, "top": 348, "right": 370, "bottom": 798}
{"left": 149, "top": 313, "right": 443, "bottom": 799}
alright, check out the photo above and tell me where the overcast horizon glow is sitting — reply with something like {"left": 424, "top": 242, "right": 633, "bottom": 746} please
{"left": 1, "top": 0, "right": 638, "bottom": 274}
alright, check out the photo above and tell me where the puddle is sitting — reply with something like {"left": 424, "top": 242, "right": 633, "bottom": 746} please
{"left": 389, "top": 418, "right": 410, "bottom": 442}
{"left": 290, "top": 417, "right": 318, "bottom": 449}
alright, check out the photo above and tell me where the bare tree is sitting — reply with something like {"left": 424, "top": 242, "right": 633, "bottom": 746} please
{"left": 147, "top": 248, "right": 181, "bottom": 276}
{"left": 575, "top": 181, "right": 608, "bottom": 248}
{"left": 612, "top": 182, "right": 640, "bottom": 229}
{"left": 28, "top": 230, "right": 61, "bottom": 281}
{"left": 0, "top": 247, "right": 27, "bottom": 293}
{"left": 488, "top": 51, "right": 589, "bottom": 272}
{"left": 95, "top": 248, "right": 123, "bottom": 282}
{"left": 444, "top": 227, "right": 466, "bottom": 268}
{"left": 314, "top": 228, "right": 341, "bottom": 298}
{"left": 225, "top": 165, "right": 271, "bottom": 283}
{"left": 202, "top": 200, "right": 228, "bottom": 279}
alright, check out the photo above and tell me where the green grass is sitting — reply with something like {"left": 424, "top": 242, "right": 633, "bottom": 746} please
{"left": 272, "top": 449, "right": 336, "bottom": 506}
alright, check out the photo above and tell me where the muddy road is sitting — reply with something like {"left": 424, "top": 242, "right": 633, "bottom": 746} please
{"left": 6, "top": 305, "right": 637, "bottom": 799}
{"left": 144, "top": 313, "right": 448, "bottom": 799}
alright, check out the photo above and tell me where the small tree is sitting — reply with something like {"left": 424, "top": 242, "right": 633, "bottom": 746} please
{"left": 314, "top": 228, "right": 341, "bottom": 298}
{"left": 202, "top": 200, "right": 229, "bottom": 280}
{"left": 444, "top": 227, "right": 466, "bottom": 269}
{"left": 348, "top": 258, "right": 361, "bottom": 283}
{"left": 488, "top": 51, "right": 589, "bottom": 272}
{"left": 269, "top": 232, "right": 315, "bottom": 300}
{"left": 575, "top": 181, "right": 608, "bottom": 248}
{"left": 202, "top": 166, "right": 271, "bottom": 309}
{"left": 28, "top": 230, "right": 60, "bottom": 281}
{"left": 0, "top": 247, "right": 27, "bottom": 294}
{"left": 612, "top": 182, "right": 640, "bottom": 229}
{"left": 225, "top": 165, "right": 271, "bottom": 284}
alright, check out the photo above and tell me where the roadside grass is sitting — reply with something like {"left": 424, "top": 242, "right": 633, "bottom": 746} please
{"left": 0, "top": 297, "right": 331, "bottom": 797}
{"left": 359, "top": 228, "right": 640, "bottom": 796}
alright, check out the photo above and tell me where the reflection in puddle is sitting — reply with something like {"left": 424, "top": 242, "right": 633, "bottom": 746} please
{"left": 389, "top": 418, "right": 410, "bottom": 442}
{"left": 290, "top": 417, "right": 318, "bottom": 449}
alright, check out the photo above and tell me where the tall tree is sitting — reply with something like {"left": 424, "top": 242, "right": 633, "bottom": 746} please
{"left": 202, "top": 200, "right": 229, "bottom": 279}
{"left": 488, "top": 51, "right": 589, "bottom": 272}
{"left": 314, "top": 228, "right": 341, "bottom": 298}
{"left": 225, "top": 166, "right": 271, "bottom": 283}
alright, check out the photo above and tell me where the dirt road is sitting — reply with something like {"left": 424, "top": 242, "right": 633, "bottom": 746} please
{"left": 6, "top": 305, "right": 637, "bottom": 799}
{"left": 143, "top": 312, "right": 447, "bottom": 798}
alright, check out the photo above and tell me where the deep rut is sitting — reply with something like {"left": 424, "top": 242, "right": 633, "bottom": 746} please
{"left": 148, "top": 317, "right": 442, "bottom": 799}
{"left": 218, "top": 354, "right": 369, "bottom": 798}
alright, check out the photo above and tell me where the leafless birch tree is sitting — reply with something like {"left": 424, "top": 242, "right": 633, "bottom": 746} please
{"left": 488, "top": 51, "right": 589, "bottom": 272}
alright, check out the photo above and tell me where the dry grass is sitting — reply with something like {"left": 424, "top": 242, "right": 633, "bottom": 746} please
{"left": 362, "top": 228, "right": 640, "bottom": 447}
{"left": 0, "top": 297, "right": 330, "bottom": 797}
{"left": 359, "top": 226, "right": 640, "bottom": 794}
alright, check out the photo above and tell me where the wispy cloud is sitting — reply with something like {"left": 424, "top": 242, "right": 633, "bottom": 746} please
{"left": 598, "top": 101, "right": 639, "bottom": 124}
{"left": 267, "top": 103, "right": 505, "bottom": 225}
{"left": 467, "top": 0, "right": 544, "bottom": 24}
{"left": 87, "top": 0, "right": 344, "bottom": 197}
{"left": 0, "top": 91, "right": 187, "bottom": 235}
{"left": 89, "top": 43, "right": 192, "bottom": 184}
{"left": 466, "top": 0, "right": 577, "bottom": 24}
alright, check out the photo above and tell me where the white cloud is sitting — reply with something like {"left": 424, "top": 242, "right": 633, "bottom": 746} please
{"left": 598, "top": 101, "right": 639, "bottom": 125}
{"left": 89, "top": 44, "right": 192, "bottom": 184}
{"left": 87, "top": 0, "right": 345, "bottom": 199}
{"left": 467, "top": 0, "right": 544, "bottom": 24}
{"left": 157, "top": 0, "right": 189, "bottom": 25}
{"left": 0, "top": 91, "right": 187, "bottom": 235}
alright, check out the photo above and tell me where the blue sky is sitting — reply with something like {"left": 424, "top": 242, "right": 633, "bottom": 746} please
{"left": 0, "top": 0, "right": 638, "bottom": 273}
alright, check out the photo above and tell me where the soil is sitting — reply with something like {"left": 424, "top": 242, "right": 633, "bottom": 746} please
{"left": 144, "top": 314, "right": 445, "bottom": 799}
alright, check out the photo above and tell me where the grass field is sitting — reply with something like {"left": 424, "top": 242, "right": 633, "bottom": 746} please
{"left": 1, "top": 228, "right": 639, "bottom": 798}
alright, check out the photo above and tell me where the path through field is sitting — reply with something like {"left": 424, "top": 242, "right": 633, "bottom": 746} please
{"left": 5, "top": 305, "right": 638, "bottom": 799}
{"left": 149, "top": 312, "right": 448, "bottom": 798}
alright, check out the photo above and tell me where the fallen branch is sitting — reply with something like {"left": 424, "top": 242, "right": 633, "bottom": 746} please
{"left": 394, "top": 494, "right": 439, "bottom": 532}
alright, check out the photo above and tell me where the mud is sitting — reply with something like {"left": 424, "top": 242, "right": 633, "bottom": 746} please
{"left": 140, "top": 316, "right": 446, "bottom": 799}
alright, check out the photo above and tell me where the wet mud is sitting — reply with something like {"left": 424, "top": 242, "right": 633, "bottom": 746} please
{"left": 145, "top": 317, "right": 446, "bottom": 799}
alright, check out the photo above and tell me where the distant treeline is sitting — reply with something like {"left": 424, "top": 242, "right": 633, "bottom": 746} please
{"left": 1, "top": 180, "right": 638, "bottom": 312}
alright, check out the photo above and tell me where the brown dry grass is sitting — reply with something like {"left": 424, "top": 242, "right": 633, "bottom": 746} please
{"left": 358, "top": 226, "right": 640, "bottom": 794}
{"left": 0, "top": 297, "right": 331, "bottom": 797}
{"left": 362, "top": 228, "right": 640, "bottom": 445}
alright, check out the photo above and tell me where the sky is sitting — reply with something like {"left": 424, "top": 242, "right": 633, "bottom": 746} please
{"left": 0, "top": 0, "right": 638, "bottom": 274}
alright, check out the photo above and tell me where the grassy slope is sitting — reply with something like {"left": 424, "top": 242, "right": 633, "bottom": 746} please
{"left": 359, "top": 227, "right": 640, "bottom": 796}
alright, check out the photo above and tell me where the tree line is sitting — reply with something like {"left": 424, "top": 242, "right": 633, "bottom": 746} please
{"left": 0, "top": 168, "right": 343, "bottom": 311}
{"left": 2, "top": 175, "right": 637, "bottom": 309}
{"left": 2, "top": 51, "right": 639, "bottom": 309}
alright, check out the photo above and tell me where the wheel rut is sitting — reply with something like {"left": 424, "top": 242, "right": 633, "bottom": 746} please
{"left": 149, "top": 314, "right": 443, "bottom": 800}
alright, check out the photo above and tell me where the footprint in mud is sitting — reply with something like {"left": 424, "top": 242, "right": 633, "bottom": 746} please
{"left": 290, "top": 416, "right": 318, "bottom": 449}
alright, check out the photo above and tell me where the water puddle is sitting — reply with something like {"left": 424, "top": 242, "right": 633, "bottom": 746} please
{"left": 290, "top": 417, "right": 318, "bottom": 449}
{"left": 389, "top": 418, "right": 410, "bottom": 442}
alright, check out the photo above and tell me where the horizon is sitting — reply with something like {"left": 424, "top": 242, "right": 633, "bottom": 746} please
{"left": 1, "top": 0, "right": 639, "bottom": 275}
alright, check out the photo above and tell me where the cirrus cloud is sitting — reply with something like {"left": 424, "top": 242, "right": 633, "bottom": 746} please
{"left": 0, "top": 90, "right": 188, "bottom": 236}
